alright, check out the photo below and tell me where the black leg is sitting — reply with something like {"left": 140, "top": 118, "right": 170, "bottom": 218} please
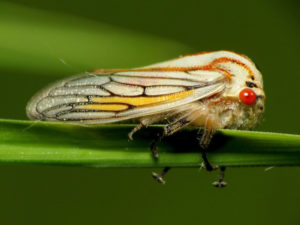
{"left": 150, "top": 132, "right": 163, "bottom": 159}
{"left": 212, "top": 166, "right": 227, "bottom": 188}
{"left": 198, "top": 128, "right": 217, "bottom": 171}
{"left": 150, "top": 114, "right": 191, "bottom": 159}
{"left": 200, "top": 151, "right": 218, "bottom": 171}
{"left": 199, "top": 128, "right": 214, "bottom": 149}
{"left": 150, "top": 131, "right": 171, "bottom": 183}
{"left": 152, "top": 167, "right": 171, "bottom": 184}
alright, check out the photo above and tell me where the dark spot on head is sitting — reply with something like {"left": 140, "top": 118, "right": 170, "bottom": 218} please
{"left": 259, "top": 106, "right": 264, "bottom": 111}
{"left": 251, "top": 76, "right": 255, "bottom": 80}
{"left": 246, "top": 81, "right": 258, "bottom": 88}
{"left": 256, "top": 95, "right": 264, "bottom": 100}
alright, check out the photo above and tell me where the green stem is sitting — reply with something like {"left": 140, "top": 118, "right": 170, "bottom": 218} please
{"left": 0, "top": 119, "right": 299, "bottom": 167}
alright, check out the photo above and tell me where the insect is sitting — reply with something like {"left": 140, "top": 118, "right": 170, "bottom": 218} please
{"left": 27, "top": 50, "right": 265, "bottom": 187}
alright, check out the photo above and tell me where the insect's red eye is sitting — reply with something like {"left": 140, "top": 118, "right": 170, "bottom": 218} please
{"left": 239, "top": 88, "right": 257, "bottom": 105}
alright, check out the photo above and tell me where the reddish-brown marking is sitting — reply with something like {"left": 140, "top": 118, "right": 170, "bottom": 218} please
{"left": 213, "top": 67, "right": 232, "bottom": 80}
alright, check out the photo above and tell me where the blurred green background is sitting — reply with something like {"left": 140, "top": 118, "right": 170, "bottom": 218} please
{"left": 0, "top": 0, "right": 299, "bottom": 224}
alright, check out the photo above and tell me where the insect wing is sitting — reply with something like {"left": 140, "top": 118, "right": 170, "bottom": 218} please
{"left": 27, "top": 70, "right": 225, "bottom": 124}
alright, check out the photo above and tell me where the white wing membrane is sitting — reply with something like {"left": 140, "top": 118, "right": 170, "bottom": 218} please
{"left": 36, "top": 96, "right": 88, "bottom": 113}
{"left": 58, "top": 112, "right": 116, "bottom": 120}
{"left": 65, "top": 75, "right": 110, "bottom": 87}
{"left": 145, "top": 86, "right": 186, "bottom": 96}
{"left": 49, "top": 86, "right": 111, "bottom": 96}
{"left": 43, "top": 105, "right": 73, "bottom": 117}
{"left": 102, "top": 82, "right": 144, "bottom": 96}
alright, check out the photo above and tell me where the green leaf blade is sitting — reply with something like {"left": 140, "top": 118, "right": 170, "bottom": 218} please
{"left": 0, "top": 119, "right": 299, "bottom": 168}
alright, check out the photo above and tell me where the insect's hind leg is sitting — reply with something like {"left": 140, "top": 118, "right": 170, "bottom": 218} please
{"left": 128, "top": 115, "right": 166, "bottom": 141}
{"left": 150, "top": 115, "right": 193, "bottom": 184}
{"left": 149, "top": 114, "right": 193, "bottom": 184}
{"left": 152, "top": 114, "right": 193, "bottom": 159}
{"left": 152, "top": 167, "right": 171, "bottom": 184}
{"left": 129, "top": 123, "right": 161, "bottom": 159}
{"left": 128, "top": 115, "right": 169, "bottom": 159}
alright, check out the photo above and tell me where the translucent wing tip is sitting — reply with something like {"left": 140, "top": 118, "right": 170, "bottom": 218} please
{"left": 26, "top": 79, "right": 65, "bottom": 121}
